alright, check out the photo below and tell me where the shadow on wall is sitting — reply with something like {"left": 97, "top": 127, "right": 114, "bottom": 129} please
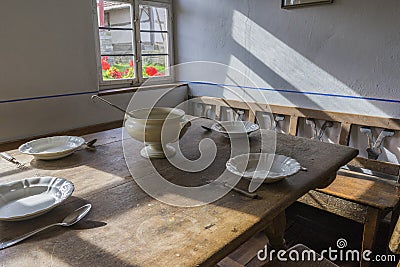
{"left": 175, "top": 0, "right": 400, "bottom": 163}
{"left": 175, "top": 0, "right": 400, "bottom": 118}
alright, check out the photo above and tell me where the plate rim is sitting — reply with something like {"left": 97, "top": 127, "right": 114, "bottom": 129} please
{"left": 211, "top": 121, "right": 260, "bottom": 135}
{"left": 18, "top": 136, "right": 85, "bottom": 157}
{"left": 226, "top": 152, "right": 301, "bottom": 182}
{"left": 0, "top": 176, "right": 75, "bottom": 221}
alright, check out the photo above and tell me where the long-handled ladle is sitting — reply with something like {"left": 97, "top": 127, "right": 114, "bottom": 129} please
{"left": 91, "top": 95, "right": 134, "bottom": 117}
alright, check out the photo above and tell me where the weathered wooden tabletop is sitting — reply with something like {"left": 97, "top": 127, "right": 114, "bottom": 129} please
{"left": 0, "top": 119, "right": 358, "bottom": 267}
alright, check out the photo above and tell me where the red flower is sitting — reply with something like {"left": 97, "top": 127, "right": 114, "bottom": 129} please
{"left": 129, "top": 60, "right": 134, "bottom": 67}
{"left": 102, "top": 60, "right": 110, "bottom": 70}
{"left": 145, "top": 66, "right": 158, "bottom": 76}
{"left": 101, "top": 56, "right": 110, "bottom": 70}
{"left": 124, "top": 68, "right": 133, "bottom": 75}
{"left": 110, "top": 69, "right": 122, "bottom": 79}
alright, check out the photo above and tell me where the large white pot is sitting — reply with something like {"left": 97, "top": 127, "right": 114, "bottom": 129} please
{"left": 124, "top": 107, "right": 191, "bottom": 158}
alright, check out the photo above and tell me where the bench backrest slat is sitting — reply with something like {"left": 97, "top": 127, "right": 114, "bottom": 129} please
{"left": 189, "top": 96, "right": 400, "bottom": 179}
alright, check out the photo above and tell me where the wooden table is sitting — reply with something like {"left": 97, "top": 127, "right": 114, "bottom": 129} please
{"left": 0, "top": 119, "right": 358, "bottom": 267}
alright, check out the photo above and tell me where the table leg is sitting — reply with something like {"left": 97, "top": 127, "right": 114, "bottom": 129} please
{"left": 264, "top": 211, "right": 287, "bottom": 250}
{"left": 389, "top": 209, "right": 400, "bottom": 254}
{"left": 389, "top": 205, "right": 400, "bottom": 252}
{"left": 360, "top": 207, "right": 381, "bottom": 267}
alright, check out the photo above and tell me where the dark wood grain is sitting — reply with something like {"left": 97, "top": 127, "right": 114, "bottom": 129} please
{"left": 0, "top": 120, "right": 357, "bottom": 267}
{"left": 190, "top": 96, "right": 400, "bottom": 266}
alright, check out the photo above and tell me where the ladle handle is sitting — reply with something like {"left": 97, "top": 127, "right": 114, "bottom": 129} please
{"left": 91, "top": 95, "right": 134, "bottom": 117}
{"left": 0, "top": 223, "right": 62, "bottom": 250}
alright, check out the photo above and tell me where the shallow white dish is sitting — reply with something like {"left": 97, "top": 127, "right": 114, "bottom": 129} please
{"left": 211, "top": 121, "right": 259, "bottom": 138}
{"left": 226, "top": 153, "right": 301, "bottom": 183}
{"left": 0, "top": 176, "right": 74, "bottom": 221}
{"left": 19, "top": 136, "right": 85, "bottom": 160}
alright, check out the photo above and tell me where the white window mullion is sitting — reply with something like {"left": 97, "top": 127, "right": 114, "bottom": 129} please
{"left": 93, "top": 0, "right": 103, "bottom": 90}
{"left": 129, "top": 0, "right": 139, "bottom": 85}
{"left": 166, "top": 3, "right": 174, "bottom": 81}
{"left": 134, "top": 0, "right": 143, "bottom": 84}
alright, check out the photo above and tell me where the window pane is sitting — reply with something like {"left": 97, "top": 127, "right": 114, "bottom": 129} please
{"left": 100, "top": 29, "right": 133, "bottom": 55}
{"left": 142, "top": 55, "right": 168, "bottom": 78}
{"left": 139, "top": 5, "right": 168, "bottom": 31}
{"left": 97, "top": 0, "right": 132, "bottom": 29}
{"left": 141, "top": 32, "right": 168, "bottom": 54}
{"left": 101, "top": 55, "right": 135, "bottom": 80}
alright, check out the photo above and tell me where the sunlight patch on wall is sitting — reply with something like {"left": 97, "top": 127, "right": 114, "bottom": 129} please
{"left": 230, "top": 10, "right": 388, "bottom": 116}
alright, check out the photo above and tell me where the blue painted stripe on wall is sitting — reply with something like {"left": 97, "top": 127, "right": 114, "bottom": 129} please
{"left": 1, "top": 81, "right": 399, "bottom": 104}
{"left": 182, "top": 81, "right": 400, "bottom": 104}
{"left": 0, "top": 90, "right": 98, "bottom": 104}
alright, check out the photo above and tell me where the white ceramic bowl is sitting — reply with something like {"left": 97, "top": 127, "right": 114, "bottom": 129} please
{"left": 124, "top": 107, "right": 191, "bottom": 158}
{"left": 19, "top": 136, "right": 85, "bottom": 160}
{"left": 226, "top": 153, "right": 301, "bottom": 183}
{"left": 211, "top": 121, "right": 259, "bottom": 138}
{"left": 0, "top": 176, "right": 74, "bottom": 221}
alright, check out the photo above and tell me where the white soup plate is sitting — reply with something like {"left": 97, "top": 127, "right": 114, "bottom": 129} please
{"left": 19, "top": 136, "right": 85, "bottom": 160}
{"left": 211, "top": 121, "right": 259, "bottom": 138}
{"left": 0, "top": 176, "right": 74, "bottom": 221}
{"left": 226, "top": 153, "right": 301, "bottom": 183}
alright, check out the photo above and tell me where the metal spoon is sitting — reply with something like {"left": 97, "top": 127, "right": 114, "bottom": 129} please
{"left": 85, "top": 139, "right": 97, "bottom": 147}
{"left": 0, "top": 204, "right": 92, "bottom": 250}
{"left": 201, "top": 125, "right": 212, "bottom": 131}
{"left": 206, "top": 180, "right": 260, "bottom": 199}
{"left": 85, "top": 139, "right": 97, "bottom": 150}
{"left": 199, "top": 117, "right": 222, "bottom": 132}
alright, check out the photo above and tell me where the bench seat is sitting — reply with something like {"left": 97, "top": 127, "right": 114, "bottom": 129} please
{"left": 319, "top": 172, "right": 400, "bottom": 211}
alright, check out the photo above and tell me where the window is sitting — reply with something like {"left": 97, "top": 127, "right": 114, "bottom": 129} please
{"left": 140, "top": 4, "right": 171, "bottom": 79}
{"left": 95, "top": 0, "right": 173, "bottom": 89}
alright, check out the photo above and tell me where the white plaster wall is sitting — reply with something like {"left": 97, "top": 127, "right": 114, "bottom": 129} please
{"left": 0, "top": 88, "right": 186, "bottom": 142}
{"left": 1, "top": 0, "right": 97, "bottom": 100}
{"left": 0, "top": 0, "right": 185, "bottom": 142}
{"left": 174, "top": 0, "right": 400, "bottom": 118}
{"left": 173, "top": 0, "right": 400, "bottom": 163}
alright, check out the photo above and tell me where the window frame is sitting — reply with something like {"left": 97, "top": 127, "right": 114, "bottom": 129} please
{"left": 93, "top": 0, "right": 174, "bottom": 91}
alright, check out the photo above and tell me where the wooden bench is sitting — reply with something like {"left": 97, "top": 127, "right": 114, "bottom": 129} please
{"left": 189, "top": 96, "right": 400, "bottom": 259}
